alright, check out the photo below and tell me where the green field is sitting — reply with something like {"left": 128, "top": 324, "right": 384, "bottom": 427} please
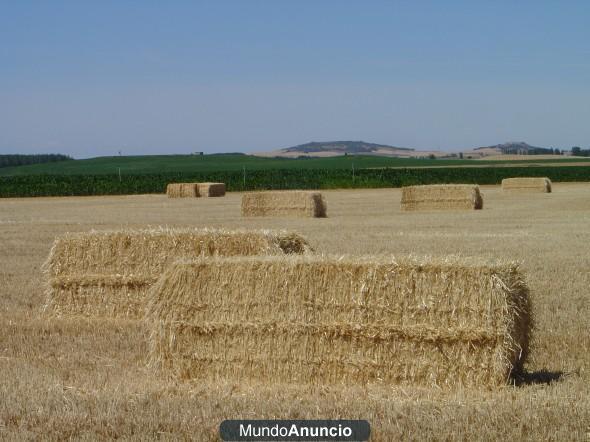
{"left": 2, "top": 153, "right": 590, "bottom": 198}
{"left": 2, "top": 153, "right": 590, "bottom": 176}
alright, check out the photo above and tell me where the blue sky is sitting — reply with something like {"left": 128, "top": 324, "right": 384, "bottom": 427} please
{"left": 1, "top": 1, "right": 589, "bottom": 157}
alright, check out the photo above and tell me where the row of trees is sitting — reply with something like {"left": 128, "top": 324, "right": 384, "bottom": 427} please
{"left": 571, "top": 147, "right": 590, "bottom": 157}
{"left": 0, "top": 154, "right": 73, "bottom": 168}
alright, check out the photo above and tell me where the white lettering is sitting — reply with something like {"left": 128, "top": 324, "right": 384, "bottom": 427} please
{"left": 239, "top": 424, "right": 252, "bottom": 436}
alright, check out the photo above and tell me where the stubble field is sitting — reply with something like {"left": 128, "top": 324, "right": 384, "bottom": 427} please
{"left": 0, "top": 184, "right": 589, "bottom": 440}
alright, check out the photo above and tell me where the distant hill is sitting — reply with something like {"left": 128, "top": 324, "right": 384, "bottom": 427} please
{"left": 473, "top": 142, "right": 552, "bottom": 155}
{"left": 256, "top": 140, "right": 560, "bottom": 159}
{"left": 254, "top": 140, "right": 445, "bottom": 158}
{"left": 283, "top": 141, "right": 413, "bottom": 154}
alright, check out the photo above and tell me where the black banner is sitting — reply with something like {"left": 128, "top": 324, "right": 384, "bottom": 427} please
{"left": 220, "top": 420, "right": 370, "bottom": 441}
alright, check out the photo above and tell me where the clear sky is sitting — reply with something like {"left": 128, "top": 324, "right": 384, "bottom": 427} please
{"left": 1, "top": 1, "right": 589, "bottom": 158}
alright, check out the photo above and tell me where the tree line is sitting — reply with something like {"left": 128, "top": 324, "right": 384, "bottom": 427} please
{"left": 0, "top": 154, "right": 73, "bottom": 168}
{"left": 571, "top": 147, "right": 590, "bottom": 157}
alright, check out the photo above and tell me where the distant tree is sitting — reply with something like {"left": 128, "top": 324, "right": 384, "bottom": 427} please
{"left": 459, "top": 152, "right": 463, "bottom": 159}
{"left": 571, "top": 147, "right": 582, "bottom": 156}
{"left": 428, "top": 154, "right": 436, "bottom": 160}
{"left": 554, "top": 148, "right": 561, "bottom": 155}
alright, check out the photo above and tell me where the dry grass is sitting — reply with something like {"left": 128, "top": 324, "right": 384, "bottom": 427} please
{"left": 146, "top": 255, "right": 530, "bottom": 388}
{"left": 1, "top": 185, "right": 589, "bottom": 440}
{"left": 502, "top": 177, "right": 552, "bottom": 193}
{"left": 43, "top": 228, "right": 310, "bottom": 318}
{"left": 241, "top": 190, "right": 327, "bottom": 217}
{"left": 401, "top": 184, "right": 484, "bottom": 211}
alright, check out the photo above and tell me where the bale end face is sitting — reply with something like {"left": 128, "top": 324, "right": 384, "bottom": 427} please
{"left": 197, "top": 182, "right": 226, "bottom": 197}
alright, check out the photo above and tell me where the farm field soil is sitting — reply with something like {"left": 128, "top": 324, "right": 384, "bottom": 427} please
{"left": 476, "top": 154, "right": 587, "bottom": 161}
{"left": 1, "top": 184, "right": 589, "bottom": 440}
{"left": 367, "top": 161, "right": 590, "bottom": 169}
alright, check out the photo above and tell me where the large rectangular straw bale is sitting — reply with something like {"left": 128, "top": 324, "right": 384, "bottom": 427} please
{"left": 166, "top": 183, "right": 198, "bottom": 198}
{"left": 146, "top": 255, "right": 531, "bottom": 389}
{"left": 43, "top": 228, "right": 311, "bottom": 318}
{"left": 196, "top": 182, "right": 226, "bottom": 197}
{"left": 401, "top": 184, "right": 483, "bottom": 211}
{"left": 241, "top": 191, "right": 327, "bottom": 217}
{"left": 501, "top": 177, "right": 552, "bottom": 193}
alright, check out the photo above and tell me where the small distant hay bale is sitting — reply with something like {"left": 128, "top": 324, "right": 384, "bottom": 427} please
{"left": 166, "top": 183, "right": 198, "bottom": 198}
{"left": 502, "top": 177, "right": 552, "bottom": 193}
{"left": 43, "top": 228, "right": 311, "bottom": 319}
{"left": 196, "top": 182, "right": 226, "bottom": 197}
{"left": 401, "top": 184, "right": 483, "bottom": 211}
{"left": 146, "top": 255, "right": 531, "bottom": 389}
{"left": 241, "top": 191, "right": 327, "bottom": 218}
{"left": 167, "top": 182, "right": 226, "bottom": 197}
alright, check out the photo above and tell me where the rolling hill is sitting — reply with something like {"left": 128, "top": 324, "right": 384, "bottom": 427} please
{"left": 254, "top": 140, "right": 443, "bottom": 158}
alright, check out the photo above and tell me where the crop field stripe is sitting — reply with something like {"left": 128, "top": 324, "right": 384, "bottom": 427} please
{"left": 2, "top": 165, "right": 590, "bottom": 197}
{"left": 2, "top": 153, "right": 590, "bottom": 177}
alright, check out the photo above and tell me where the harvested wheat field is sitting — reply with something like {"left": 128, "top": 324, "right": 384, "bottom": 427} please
{"left": 1, "top": 184, "right": 589, "bottom": 440}
{"left": 147, "top": 255, "right": 530, "bottom": 388}
{"left": 241, "top": 190, "right": 327, "bottom": 217}
{"left": 502, "top": 177, "right": 552, "bottom": 193}
{"left": 43, "top": 228, "right": 310, "bottom": 318}
{"left": 401, "top": 184, "right": 484, "bottom": 210}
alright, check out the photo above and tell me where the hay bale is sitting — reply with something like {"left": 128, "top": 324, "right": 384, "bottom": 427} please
{"left": 166, "top": 183, "right": 182, "bottom": 198}
{"left": 196, "top": 182, "right": 226, "bottom": 197}
{"left": 401, "top": 184, "right": 483, "bottom": 211}
{"left": 146, "top": 255, "right": 531, "bottom": 389}
{"left": 166, "top": 183, "right": 198, "bottom": 198}
{"left": 502, "top": 177, "right": 552, "bottom": 193}
{"left": 241, "top": 191, "right": 327, "bottom": 218}
{"left": 43, "top": 228, "right": 311, "bottom": 318}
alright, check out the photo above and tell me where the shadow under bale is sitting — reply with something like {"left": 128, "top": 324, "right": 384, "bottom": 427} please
{"left": 511, "top": 369, "right": 565, "bottom": 386}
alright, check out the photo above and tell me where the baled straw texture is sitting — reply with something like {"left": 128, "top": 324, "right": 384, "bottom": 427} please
{"left": 166, "top": 183, "right": 198, "bottom": 198}
{"left": 502, "top": 177, "right": 552, "bottom": 193}
{"left": 43, "top": 228, "right": 311, "bottom": 318}
{"left": 401, "top": 184, "right": 483, "bottom": 211}
{"left": 146, "top": 255, "right": 531, "bottom": 389}
{"left": 241, "top": 191, "right": 327, "bottom": 218}
{"left": 196, "top": 182, "right": 226, "bottom": 197}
